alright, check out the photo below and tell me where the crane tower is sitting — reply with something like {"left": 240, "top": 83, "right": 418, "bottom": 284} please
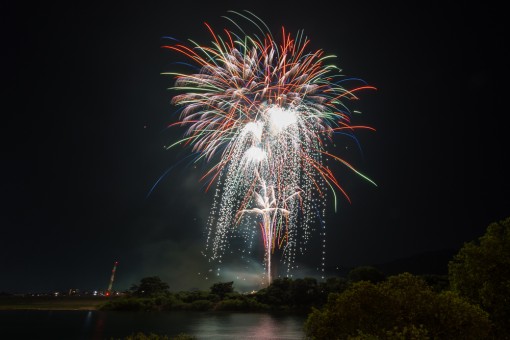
{"left": 106, "top": 261, "right": 118, "bottom": 296}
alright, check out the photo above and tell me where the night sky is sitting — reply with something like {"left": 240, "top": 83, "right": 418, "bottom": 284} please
{"left": 2, "top": 1, "right": 508, "bottom": 293}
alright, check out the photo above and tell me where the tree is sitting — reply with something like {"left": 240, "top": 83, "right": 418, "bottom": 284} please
{"left": 305, "top": 281, "right": 394, "bottom": 339}
{"left": 347, "top": 266, "right": 385, "bottom": 284}
{"left": 304, "top": 273, "right": 490, "bottom": 340}
{"left": 130, "top": 276, "right": 170, "bottom": 297}
{"left": 449, "top": 216, "right": 510, "bottom": 338}
{"left": 289, "top": 277, "right": 319, "bottom": 307}
{"left": 321, "top": 277, "right": 349, "bottom": 294}
{"left": 256, "top": 277, "right": 292, "bottom": 306}
{"left": 419, "top": 274, "right": 449, "bottom": 292}
{"left": 209, "top": 281, "right": 234, "bottom": 299}
{"left": 318, "top": 277, "right": 349, "bottom": 305}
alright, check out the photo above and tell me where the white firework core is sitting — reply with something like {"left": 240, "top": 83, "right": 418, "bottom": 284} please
{"left": 267, "top": 107, "right": 298, "bottom": 135}
{"left": 243, "top": 146, "right": 266, "bottom": 164}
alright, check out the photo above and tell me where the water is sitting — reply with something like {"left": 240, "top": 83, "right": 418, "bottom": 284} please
{"left": 0, "top": 310, "right": 306, "bottom": 339}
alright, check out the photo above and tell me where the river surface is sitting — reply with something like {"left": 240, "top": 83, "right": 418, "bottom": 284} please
{"left": 0, "top": 310, "right": 306, "bottom": 339}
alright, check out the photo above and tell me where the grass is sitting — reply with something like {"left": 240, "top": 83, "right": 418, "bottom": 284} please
{"left": 0, "top": 296, "right": 107, "bottom": 310}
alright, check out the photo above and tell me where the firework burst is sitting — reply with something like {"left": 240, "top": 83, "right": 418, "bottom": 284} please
{"left": 162, "top": 11, "right": 375, "bottom": 284}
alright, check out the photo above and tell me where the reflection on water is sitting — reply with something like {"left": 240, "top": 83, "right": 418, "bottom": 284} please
{"left": 192, "top": 313, "right": 304, "bottom": 339}
{"left": 82, "top": 311, "right": 93, "bottom": 337}
{"left": 0, "top": 310, "right": 306, "bottom": 340}
{"left": 91, "top": 310, "right": 106, "bottom": 340}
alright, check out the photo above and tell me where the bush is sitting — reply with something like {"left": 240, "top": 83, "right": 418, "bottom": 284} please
{"left": 304, "top": 273, "right": 491, "bottom": 340}
{"left": 190, "top": 299, "right": 213, "bottom": 311}
{"left": 215, "top": 297, "right": 269, "bottom": 311}
{"left": 100, "top": 298, "right": 145, "bottom": 311}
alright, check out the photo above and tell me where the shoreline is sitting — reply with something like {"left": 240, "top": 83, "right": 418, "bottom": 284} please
{"left": 0, "top": 296, "right": 105, "bottom": 311}
{"left": 0, "top": 306, "right": 100, "bottom": 311}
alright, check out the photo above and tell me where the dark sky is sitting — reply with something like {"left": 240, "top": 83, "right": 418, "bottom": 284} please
{"left": 2, "top": 1, "right": 508, "bottom": 293}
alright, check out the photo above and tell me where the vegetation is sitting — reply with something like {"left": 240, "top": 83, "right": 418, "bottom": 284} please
{"left": 0, "top": 296, "right": 105, "bottom": 310}
{"left": 130, "top": 276, "right": 170, "bottom": 297}
{"left": 98, "top": 267, "right": 451, "bottom": 315}
{"left": 209, "top": 281, "right": 234, "bottom": 298}
{"left": 449, "top": 216, "right": 510, "bottom": 338}
{"left": 100, "top": 275, "right": 352, "bottom": 313}
{"left": 100, "top": 277, "right": 268, "bottom": 312}
{"left": 2, "top": 217, "right": 507, "bottom": 338}
{"left": 98, "top": 216, "right": 510, "bottom": 338}
{"left": 304, "top": 273, "right": 490, "bottom": 339}
{"left": 347, "top": 266, "right": 385, "bottom": 284}
{"left": 304, "top": 216, "right": 510, "bottom": 339}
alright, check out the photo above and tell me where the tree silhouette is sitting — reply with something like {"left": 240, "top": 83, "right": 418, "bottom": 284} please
{"left": 130, "top": 276, "right": 169, "bottom": 297}
{"left": 449, "top": 216, "right": 510, "bottom": 338}
{"left": 209, "top": 281, "right": 234, "bottom": 299}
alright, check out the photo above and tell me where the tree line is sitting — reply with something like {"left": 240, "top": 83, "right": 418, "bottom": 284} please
{"left": 101, "top": 216, "right": 510, "bottom": 339}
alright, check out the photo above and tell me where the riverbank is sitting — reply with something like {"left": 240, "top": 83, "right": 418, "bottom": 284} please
{"left": 0, "top": 296, "right": 106, "bottom": 310}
